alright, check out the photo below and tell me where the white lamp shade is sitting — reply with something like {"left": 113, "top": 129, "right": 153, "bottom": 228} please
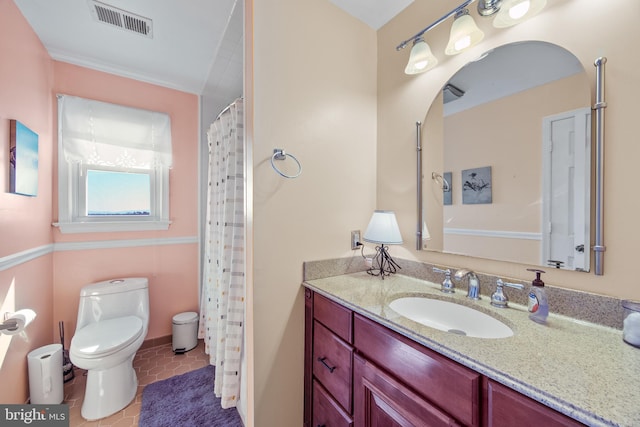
{"left": 405, "top": 39, "right": 438, "bottom": 75}
{"left": 493, "top": 0, "right": 547, "bottom": 28}
{"left": 364, "top": 211, "right": 403, "bottom": 245}
{"left": 422, "top": 222, "right": 431, "bottom": 241}
{"left": 445, "top": 12, "right": 484, "bottom": 55}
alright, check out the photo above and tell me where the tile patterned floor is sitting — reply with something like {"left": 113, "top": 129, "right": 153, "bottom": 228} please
{"left": 64, "top": 340, "right": 209, "bottom": 426}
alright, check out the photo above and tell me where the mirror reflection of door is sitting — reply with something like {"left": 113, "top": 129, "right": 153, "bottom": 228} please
{"left": 542, "top": 108, "right": 591, "bottom": 271}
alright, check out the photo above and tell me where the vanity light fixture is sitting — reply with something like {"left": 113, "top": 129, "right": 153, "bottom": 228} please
{"left": 477, "top": 0, "right": 502, "bottom": 16}
{"left": 445, "top": 8, "right": 484, "bottom": 55}
{"left": 397, "top": 0, "right": 547, "bottom": 74}
{"left": 493, "top": 0, "right": 547, "bottom": 28}
{"left": 363, "top": 210, "right": 403, "bottom": 278}
{"left": 405, "top": 37, "right": 438, "bottom": 74}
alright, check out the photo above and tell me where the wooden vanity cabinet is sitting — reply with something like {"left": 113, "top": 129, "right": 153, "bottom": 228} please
{"left": 304, "top": 289, "right": 583, "bottom": 427}
{"left": 305, "top": 290, "right": 354, "bottom": 427}
{"left": 483, "top": 379, "right": 584, "bottom": 427}
{"left": 354, "top": 314, "right": 480, "bottom": 427}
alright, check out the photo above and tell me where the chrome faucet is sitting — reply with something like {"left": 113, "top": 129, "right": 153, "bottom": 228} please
{"left": 454, "top": 269, "right": 480, "bottom": 300}
{"left": 432, "top": 267, "right": 454, "bottom": 294}
{"left": 491, "top": 279, "right": 525, "bottom": 308}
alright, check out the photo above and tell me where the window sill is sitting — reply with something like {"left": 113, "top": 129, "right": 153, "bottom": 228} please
{"left": 53, "top": 220, "right": 171, "bottom": 234}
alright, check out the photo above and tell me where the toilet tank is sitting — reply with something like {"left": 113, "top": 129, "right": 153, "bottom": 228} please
{"left": 76, "top": 278, "right": 149, "bottom": 331}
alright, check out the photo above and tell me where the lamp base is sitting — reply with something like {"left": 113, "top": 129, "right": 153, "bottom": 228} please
{"left": 367, "top": 245, "right": 401, "bottom": 279}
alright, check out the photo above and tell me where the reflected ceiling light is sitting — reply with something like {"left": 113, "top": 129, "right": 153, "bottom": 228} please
{"left": 493, "top": 0, "right": 547, "bottom": 28}
{"left": 404, "top": 37, "right": 438, "bottom": 75}
{"left": 445, "top": 9, "right": 484, "bottom": 55}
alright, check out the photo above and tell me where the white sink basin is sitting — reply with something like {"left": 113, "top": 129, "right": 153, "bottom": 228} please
{"left": 389, "top": 297, "right": 513, "bottom": 339}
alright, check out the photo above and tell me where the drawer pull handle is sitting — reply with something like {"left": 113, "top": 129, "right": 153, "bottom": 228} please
{"left": 317, "top": 357, "right": 336, "bottom": 373}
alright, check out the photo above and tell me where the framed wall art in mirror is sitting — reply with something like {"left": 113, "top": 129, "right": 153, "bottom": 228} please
{"left": 461, "top": 166, "right": 491, "bottom": 205}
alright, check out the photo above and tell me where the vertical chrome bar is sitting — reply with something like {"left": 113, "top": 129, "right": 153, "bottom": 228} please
{"left": 416, "top": 121, "right": 423, "bottom": 250}
{"left": 593, "top": 57, "right": 607, "bottom": 275}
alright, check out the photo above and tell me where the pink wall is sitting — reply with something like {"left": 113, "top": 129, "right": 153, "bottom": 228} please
{"left": 0, "top": 0, "right": 55, "bottom": 404}
{"left": 53, "top": 244, "right": 199, "bottom": 342}
{"left": 0, "top": 0, "right": 200, "bottom": 404}
{"left": 51, "top": 62, "right": 200, "bottom": 343}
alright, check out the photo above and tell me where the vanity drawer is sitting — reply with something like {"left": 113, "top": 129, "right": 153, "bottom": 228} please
{"left": 313, "top": 380, "right": 353, "bottom": 427}
{"left": 313, "top": 320, "right": 353, "bottom": 413}
{"left": 354, "top": 314, "right": 481, "bottom": 427}
{"left": 314, "top": 293, "right": 353, "bottom": 343}
{"left": 484, "top": 379, "right": 585, "bottom": 427}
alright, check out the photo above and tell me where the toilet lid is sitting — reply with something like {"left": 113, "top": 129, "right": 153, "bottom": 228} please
{"left": 72, "top": 316, "right": 143, "bottom": 358}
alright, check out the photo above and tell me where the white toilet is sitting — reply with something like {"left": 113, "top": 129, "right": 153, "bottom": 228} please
{"left": 70, "top": 277, "right": 149, "bottom": 421}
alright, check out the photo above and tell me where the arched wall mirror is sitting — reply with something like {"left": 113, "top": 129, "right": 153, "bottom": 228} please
{"left": 422, "top": 40, "right": 593, "bottom": 272}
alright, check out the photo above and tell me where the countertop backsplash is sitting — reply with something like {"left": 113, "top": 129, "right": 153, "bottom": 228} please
{"left": 303, "top": 257, "right": 625, "bottom": 329}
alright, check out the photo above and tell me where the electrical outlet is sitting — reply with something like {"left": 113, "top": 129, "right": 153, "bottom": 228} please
{"left": 351, "top": 230, "right": 361, "bottom": 250}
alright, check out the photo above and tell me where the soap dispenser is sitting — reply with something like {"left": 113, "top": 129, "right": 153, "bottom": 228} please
{"left": 527, "top": 269, "right": 548, "bottom": 324}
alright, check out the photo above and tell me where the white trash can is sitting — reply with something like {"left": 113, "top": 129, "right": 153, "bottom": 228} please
{"left": 172, "top": 312, "right": 199, "bottom": 354}
{"left": 28, "top": 344, "right": 64, "bottom": 404}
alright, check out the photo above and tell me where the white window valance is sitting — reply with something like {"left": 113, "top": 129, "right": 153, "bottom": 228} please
{"left": 58, "top": 95, "right": 172, "bottom": 169}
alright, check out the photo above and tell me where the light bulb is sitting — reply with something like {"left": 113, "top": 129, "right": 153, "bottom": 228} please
{"left": 493, "top": 0, "right": 546, "bottom": 28}
{"left": 509, "top": 0, "right": 530, "bottom": 19}
{"left": 414, "top": 60, "right": 428, "bottom": 70}
{"left": 454, "top": 36, "right": 471, "bottom": 52}
{"left": 445, "top": 9, "right": 484, "bottom": 56}
{"left": 404, "top": 38, "right": 438, "bottom": 75}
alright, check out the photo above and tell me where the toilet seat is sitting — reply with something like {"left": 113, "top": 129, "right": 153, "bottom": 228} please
{"left": 72, "top": 316, "right": 143, "bottom": 358}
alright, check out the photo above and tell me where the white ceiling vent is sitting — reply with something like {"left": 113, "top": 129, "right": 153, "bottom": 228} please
{"left": 89, "top": 0, "right": 153, "bottom": 38}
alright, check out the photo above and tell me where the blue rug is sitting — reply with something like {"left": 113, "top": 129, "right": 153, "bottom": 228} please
{"left": 139, "top": 365, "right": 243, "bottom": 426}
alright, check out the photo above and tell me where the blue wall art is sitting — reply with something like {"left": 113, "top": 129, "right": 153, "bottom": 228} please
{"left": 9, "top": 120, "right": 39, "bottom": 196}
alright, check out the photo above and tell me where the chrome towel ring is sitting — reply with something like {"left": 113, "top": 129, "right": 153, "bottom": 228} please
{"left": 431, "top": 172, "right": 450, "bottom": 192}
{"left": 271, "top": 148, "right": 302, "bottom": 179}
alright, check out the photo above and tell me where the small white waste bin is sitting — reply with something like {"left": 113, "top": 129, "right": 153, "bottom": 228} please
{"left": 28, "top": 344, "right": 64, "bottom": 404}
{"left": 172, "top": 311, "right": 199, "bottom": 354}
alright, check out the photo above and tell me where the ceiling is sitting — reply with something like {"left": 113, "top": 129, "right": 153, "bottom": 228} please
{"left": 13, "top": 0, "right": 409, "bottom": 102}
{"left": 444, "top": 41, "right": 585, "bottom": 116}
{"left": 14, "top": 0, "right": 243, "bottom": 98}
{"left": 13, "top": 1, "right": 575, "bottom": 124}
{"left": 330, "top": 0, "right": 414, "bottom": 30}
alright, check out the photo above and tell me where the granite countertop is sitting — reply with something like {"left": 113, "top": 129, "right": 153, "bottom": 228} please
{"left": 303, "top": 272, "right": 640, "bottom": 427}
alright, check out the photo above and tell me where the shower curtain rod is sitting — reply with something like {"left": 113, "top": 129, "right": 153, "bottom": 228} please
{"left": 214, "top": 97, "right": 244, "bottom": 122}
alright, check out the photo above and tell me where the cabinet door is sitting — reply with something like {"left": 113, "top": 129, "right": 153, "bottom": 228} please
{"left": 314, "top": 380, "right": 353, "bottom": 427}
{"left": 354, "top": 354, "right": 462, "bottom": 427}
{"left": 484, "top": 379, "right": 585, "bottom": 427}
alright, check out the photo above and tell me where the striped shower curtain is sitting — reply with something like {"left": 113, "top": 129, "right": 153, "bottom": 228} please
{"left": 198, "top": 98, "right": 245, "bottom": 409}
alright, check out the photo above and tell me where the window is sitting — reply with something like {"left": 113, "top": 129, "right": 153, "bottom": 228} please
{"left": 55, "top": 95, "right": 172, "bottom": 233}
{"left": 84, "top": 168, "right": 151, "bottom": 217}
